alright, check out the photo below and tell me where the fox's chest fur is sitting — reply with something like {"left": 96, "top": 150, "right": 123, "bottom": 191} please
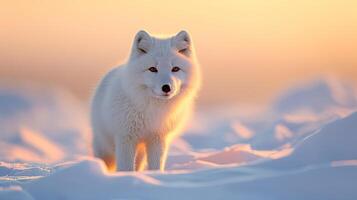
{"left": 108, "top": 90, "right": 186, "bottom": 140}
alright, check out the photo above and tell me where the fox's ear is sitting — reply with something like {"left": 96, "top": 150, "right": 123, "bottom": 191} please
{"left": 132, "top": 30, "right": 152, "bottom": 56}
{"left": 173, "top": 30, "right": 191, "bottom": 57}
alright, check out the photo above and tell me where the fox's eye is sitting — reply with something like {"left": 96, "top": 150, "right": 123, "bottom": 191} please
{"left": 172, "top": 66, "right": 181, "bottom": 72}
{"left": 148, "top": 67, "right": 158, "bottom": 73}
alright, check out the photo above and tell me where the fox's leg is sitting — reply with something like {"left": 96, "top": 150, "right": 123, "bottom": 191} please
{"left": 146, "top": 135, "right": 168, "bottom": 171}
{"left": 92, "top": 133, "right": 116, "bottom": 172}
{"left": 99, "top": 154, "right": 116, "bottom": 172}
{"left": 135, "top": 143, "right": 147, "bottom": 171}
{"left": 115, "top": 136, "right": 136, "bottom": 171}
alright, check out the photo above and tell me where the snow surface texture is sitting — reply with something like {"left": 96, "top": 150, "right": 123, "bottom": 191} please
{"left": 0, "top": 77, "right": 357, "bottom": 200}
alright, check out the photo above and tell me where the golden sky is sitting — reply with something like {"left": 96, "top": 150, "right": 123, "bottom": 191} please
{"left": 1, "top": 0, "right": 356, "bottom": 106}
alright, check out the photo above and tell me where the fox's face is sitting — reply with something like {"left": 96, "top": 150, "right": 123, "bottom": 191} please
{"left": 124, "top": 30, "right": 200, "bottom": 101}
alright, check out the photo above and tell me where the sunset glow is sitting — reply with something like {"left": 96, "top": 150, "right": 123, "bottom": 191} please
{"left": 1, "top": 0, "right": 356, "bottom": 106}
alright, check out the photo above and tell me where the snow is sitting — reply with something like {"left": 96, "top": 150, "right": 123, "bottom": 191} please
{"left": 0, "top": 77, "right": 357, "bottom": 200}
{"left": 260, "top": 112, "right": 357, "bottom": 169}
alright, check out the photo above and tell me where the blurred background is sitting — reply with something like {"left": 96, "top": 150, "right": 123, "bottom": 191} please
{"left": 1, "top": 0, "right": 356, "bottom": 107}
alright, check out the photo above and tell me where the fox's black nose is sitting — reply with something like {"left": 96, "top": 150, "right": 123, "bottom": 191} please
{"left": 162, "top": 84, "right": 171, "bottom": 93}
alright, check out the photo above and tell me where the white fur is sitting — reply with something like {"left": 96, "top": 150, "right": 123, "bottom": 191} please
{"left": 91, "top": 30, "right": 201, "bottom": 171}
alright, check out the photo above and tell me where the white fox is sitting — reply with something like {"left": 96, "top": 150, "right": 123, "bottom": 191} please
{"left": 91, "top": 30, "right": 201, "bottom": 171}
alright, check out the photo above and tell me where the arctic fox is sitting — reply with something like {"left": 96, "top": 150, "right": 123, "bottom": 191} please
{"left": 91, "top": 30, "right": 201, "bottom": 171}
